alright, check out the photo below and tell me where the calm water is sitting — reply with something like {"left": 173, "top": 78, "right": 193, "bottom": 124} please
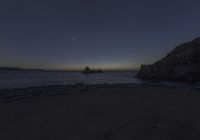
{"left": 0, "top": 71, "right": 199, "bottom": 89}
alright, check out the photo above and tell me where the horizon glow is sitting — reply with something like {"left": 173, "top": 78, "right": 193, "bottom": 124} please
{"left": 1, "top": 0, "right": 200, "bottom": 70}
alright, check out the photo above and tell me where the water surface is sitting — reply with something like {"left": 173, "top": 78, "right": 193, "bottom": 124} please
{"left": 0, "top": 71, "right": 199, "bottom": 89}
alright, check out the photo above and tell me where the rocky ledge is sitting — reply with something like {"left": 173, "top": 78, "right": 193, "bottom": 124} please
{"left": 137, "top": 37, "right": 200, "bottom": 82}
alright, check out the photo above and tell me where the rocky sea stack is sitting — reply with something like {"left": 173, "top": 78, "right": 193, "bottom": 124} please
{"left": 82, "top": 66, "right": 103, "bottom": 74}
{"left": 137, "top": 37, "right": 200, "bottom": 82}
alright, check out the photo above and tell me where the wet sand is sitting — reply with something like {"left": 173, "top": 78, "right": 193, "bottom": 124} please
{"left": 0, "top": 85, "right": 200, "bottom": 140}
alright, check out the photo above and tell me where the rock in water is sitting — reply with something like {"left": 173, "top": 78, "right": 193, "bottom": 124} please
{"left": 137, "top": 37, "right": 200, "bottom": 82}
{"left": 82, "top": 66, "right": 103, "bottom": 74}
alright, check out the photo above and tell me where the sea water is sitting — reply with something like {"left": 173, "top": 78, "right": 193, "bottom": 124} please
{"left": 0, "top": 71, "right": 199, "bottom": 89}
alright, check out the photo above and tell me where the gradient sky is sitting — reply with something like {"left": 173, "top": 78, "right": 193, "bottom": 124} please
{"left": 1, "top": 0, "right": 200, "bottom": 70}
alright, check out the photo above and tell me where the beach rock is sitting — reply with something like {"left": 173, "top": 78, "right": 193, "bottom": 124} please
{"left": 137, "top": 37, "right": 200, "bottom": 81}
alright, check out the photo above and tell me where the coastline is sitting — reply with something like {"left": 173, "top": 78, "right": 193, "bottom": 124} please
{"left": 1, "top": 83, "right": 200, "bottom": 102}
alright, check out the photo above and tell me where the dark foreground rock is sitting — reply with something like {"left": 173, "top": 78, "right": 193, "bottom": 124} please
{"left": 137, "top": 37, "right": 200, "bottom": 82}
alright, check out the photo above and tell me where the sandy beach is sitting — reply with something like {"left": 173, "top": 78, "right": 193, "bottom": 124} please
{"left": 0, "top": 85, "right": 200, "bottom": 140}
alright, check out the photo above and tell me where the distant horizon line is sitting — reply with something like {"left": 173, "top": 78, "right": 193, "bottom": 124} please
{"left": 0, "top": 66, "right": 139, "bottom": 72}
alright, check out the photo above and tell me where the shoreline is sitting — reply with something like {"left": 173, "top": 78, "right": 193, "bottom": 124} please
{"left": 0, "top": 83, "right": 200, "bottom": 102}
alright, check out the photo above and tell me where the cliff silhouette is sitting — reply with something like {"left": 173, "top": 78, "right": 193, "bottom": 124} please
{"left": 137, "top": 37, "right": 200, "bottom": 82}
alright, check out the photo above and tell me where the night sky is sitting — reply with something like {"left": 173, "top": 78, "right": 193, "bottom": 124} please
{"left": 1, "top": 0, "right": 200, "bottom": 70}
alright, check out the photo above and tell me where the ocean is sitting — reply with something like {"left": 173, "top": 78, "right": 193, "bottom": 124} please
{"left": 0, "top": 71, "right": 199, "bottom": 89}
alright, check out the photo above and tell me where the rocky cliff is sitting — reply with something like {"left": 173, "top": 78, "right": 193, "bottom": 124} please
{"left": 137, "top": 37, "right": 200, "bottom": 81}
